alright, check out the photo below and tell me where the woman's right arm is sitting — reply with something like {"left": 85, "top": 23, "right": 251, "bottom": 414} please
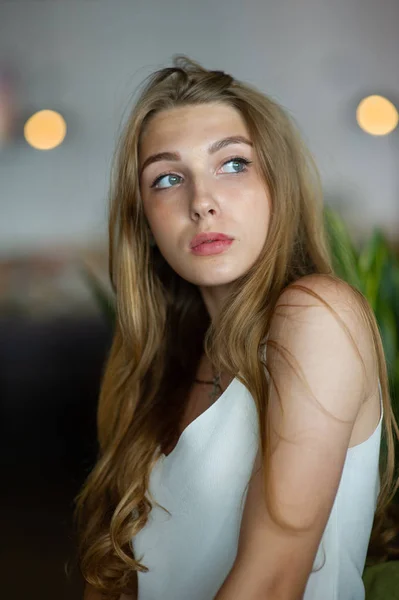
{"left": 84, "top": 583, "right": 137, "bottom": 600}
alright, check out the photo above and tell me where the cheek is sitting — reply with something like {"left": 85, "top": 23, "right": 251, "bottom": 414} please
{"left": 248, "top": 196, "right": 271, "bottom": 249}
{"left": 143, "top": 201, "right": 169, "bottom": 233}
{"left": 147, "top": 206, "right": 183, "bottom": 251}
{"left": 242, "top": 186, "right": 271, "bottom": 230}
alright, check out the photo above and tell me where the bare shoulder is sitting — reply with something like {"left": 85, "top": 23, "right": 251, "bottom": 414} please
{"left": 273, "top": 273, "right": 368, "bottom": 338}
{"left": 276, "top": 273, "right": 361, "bottom": 314}
{"left": 269, "top": 273, "right": 377, "bottom": 410}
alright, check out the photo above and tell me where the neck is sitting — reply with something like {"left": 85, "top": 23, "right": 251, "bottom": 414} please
{"left": 195, "top": 354, "right": 233, "bottom": 390}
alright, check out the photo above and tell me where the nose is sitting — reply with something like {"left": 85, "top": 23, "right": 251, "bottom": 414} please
{"left": 189, "top": 176, "right": 218, "bottom": 220}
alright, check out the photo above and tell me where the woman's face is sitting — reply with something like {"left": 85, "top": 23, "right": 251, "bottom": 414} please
{"left": 139, "top": 102, "right": 271, "bottom": 318}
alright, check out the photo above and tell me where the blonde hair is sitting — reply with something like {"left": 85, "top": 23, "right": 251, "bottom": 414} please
{"left": 74, "top": 55, "right": 399, "bottom": 598}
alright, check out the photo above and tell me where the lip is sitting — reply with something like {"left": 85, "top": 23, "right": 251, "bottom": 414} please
{"left": 189, "top": 231, "right": 234, "bottom": 249}
{"left": 191, "top": 239, "right": 234, "bottom": 256}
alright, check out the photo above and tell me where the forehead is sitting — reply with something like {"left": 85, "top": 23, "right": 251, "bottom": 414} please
{"left": 139, "top": 103, "right": 250, "bottom": 154}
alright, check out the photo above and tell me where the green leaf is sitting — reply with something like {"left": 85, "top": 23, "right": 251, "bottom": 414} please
{"left": 375, "top": 295, "right": 398, "bottom": 382}
{"left": 363, "top": 560, "right": 399, "bottom": 598}
{"left": 323, "top": 205, "right": 363, "bottom": 291}
{"left": 358, "top": 230, "right": 391, "bottom": 312}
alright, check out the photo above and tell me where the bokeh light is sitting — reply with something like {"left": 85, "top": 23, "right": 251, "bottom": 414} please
{"left": 24, "top": 109, "right": 67, "bottom": 150}
{"left": 356, "top": 95, "right": 398, "bottom": 136}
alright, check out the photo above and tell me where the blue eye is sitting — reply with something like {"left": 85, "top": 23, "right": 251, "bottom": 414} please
{"left": 150, "top": 156, "right": 251, "bottom": 190}
{"left": 151, "top": 173, "right": 182, "bottom": 190}
{"left": 221, "top": 157, "right": 251, "bottom": 173}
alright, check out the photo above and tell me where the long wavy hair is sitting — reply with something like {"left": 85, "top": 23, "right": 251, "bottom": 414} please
{"left": 74, "top": 55, "right": 399, "bottom": 598}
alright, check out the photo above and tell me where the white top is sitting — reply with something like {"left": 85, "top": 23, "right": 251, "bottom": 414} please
{"left": 132, "top": 361, "right": 383, "bottom": 600}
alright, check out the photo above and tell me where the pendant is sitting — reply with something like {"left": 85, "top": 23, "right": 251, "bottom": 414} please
{"left": 210, "top": 373, "right": 222, "bottom": 403}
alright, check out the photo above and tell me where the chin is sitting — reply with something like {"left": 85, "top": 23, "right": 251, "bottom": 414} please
{"left": 166, "top": 254, "right": 249, "bottom": 286}
{"left": 185, "top": 270, "right": 244, "bottom": 288}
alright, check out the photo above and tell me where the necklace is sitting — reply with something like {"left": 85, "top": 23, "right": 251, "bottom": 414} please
{"left": 194, "top": 365, "right": 223, "bottom": 404}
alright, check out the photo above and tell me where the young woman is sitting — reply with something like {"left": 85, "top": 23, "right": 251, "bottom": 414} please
{"left": 75, "top": 55, "right": 399, "bottom": 600}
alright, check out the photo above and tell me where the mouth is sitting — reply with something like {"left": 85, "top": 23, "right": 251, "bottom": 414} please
{"left": 190, "top": 238, "right": 234, "bottom": 256}
{"left": 189, "top": 232, "right": 234, "bottom": 249}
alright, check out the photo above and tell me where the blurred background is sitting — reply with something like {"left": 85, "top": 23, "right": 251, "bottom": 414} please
{"left": 0, "top": 1, "right": 398, "bottom": 599}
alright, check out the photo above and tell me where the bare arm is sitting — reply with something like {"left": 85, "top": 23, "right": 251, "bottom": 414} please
{"left": 214, "top": 276, "right": 368, "bottom": 599}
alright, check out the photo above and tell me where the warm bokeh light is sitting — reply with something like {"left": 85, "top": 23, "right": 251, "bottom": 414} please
{"left": 24, "top": 109, "right": 67, "bottom": 150}
{"left": 356, "top": 95, "right": 398, "bottom": 136}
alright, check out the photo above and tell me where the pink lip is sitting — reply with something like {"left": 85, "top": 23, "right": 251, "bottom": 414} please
{"left": 190, "top": 239, "right": 234, "bottom": 256}
{"left": 189, "top": 231, "right": 234, "bottom": 249}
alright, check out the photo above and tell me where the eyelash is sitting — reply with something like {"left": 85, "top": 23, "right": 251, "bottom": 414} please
{"left": 150, "top": 156, "right": 253, "bottom": 190}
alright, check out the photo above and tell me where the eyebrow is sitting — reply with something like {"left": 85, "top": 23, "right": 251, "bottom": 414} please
{"left": 139, "top": 135, "right": 253, "bottom": 177}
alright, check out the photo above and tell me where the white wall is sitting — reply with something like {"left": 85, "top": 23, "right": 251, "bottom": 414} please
{"left": 1, "top": 0, "right": 398, "bottom": 257}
